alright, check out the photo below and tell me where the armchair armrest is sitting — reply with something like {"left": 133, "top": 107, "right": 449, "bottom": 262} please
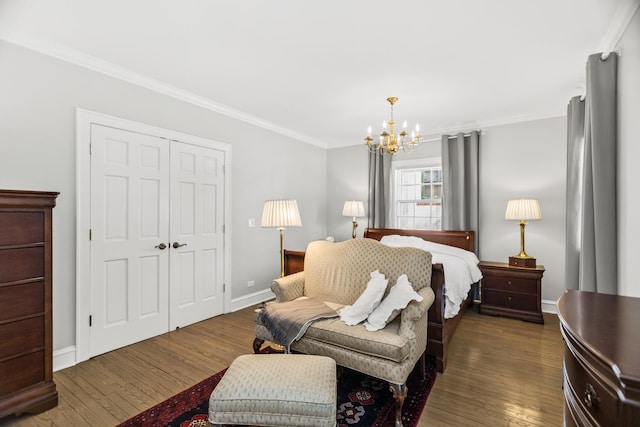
{"left": 398, "top": 286, "right": 435, "bottom": 338}
{"left": 271, "top": 271, "right": 305, "bottom": 302}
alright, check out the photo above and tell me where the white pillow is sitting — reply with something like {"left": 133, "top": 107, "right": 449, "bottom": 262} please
{"left": 339, "top": 271, "right": 388, "bottom": 326}
{"left": 364, "top": 274, "right": 423, "bottom": 331}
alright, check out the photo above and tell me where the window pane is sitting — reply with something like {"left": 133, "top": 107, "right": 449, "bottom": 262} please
{"left": 415, "top": 203, "right": 430, "bottom": 218}
{"left": 432, "top": 184, "right": 442, "bottom": 199}
{"left": 421, "top": 185, "right": 431, "bottom": 200}
{"left": 398, "top": 202, "right": 414, "bottom": 216}
{"left": 397, "top": 216, "right": 414, "bottom": 229}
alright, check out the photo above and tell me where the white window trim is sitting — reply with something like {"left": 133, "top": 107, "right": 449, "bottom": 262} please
{"left": 390, "top": 157, "right": 442, "bottom": 229}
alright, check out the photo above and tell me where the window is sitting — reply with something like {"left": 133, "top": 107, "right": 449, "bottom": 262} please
{"left": 392, "top": 159, "right": 442, "bottom": 230}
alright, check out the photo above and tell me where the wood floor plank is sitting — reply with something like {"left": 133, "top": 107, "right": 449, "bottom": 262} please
{"left": 0, "top": 306, "right": 564, "bottom": 427}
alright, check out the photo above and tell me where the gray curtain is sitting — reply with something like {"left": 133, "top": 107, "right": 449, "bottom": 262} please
{"left": 565, "top": 96, "right": 585, "bottom": 290}
{"left": 441, "top": 131, "right": 480, "bottom": 239}
{"left": 368, "top": 150, "right": 391, "bottom": 228}
{"left": 566, "top": 52, "right": 618, "bottom": 294}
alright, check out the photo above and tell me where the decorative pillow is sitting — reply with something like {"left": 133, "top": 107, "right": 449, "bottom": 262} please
{"left": 339, "top": 270, "right": 388, "bottom": 326}
{"left": 364, "top": 274, "right": 423, "bottom": 331}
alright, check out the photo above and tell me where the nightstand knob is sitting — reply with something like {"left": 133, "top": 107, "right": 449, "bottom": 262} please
{"left": 507, "top": 281, "right": 512, "bottom": 285}
{"left": 507, "top": 296, "right": 512, "bottom": 301}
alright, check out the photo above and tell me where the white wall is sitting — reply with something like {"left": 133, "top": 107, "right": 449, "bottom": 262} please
{"left": 327, "top": 119, "right": 568, "bottom": 310}
{"left": 0, "top": 40, "right": 328, "bottom": 354}
{"left": 326, "top": 145, "right": 368, "bottom": 241}
{"left": 616, "top": 7, "right": 640, "bottom": 297}
{"left": 479, "top": 117, "right": 567, "bottom": 307}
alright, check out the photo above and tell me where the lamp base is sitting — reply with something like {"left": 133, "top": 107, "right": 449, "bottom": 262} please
{"left": 509, "top": 256, "right": 536, "bottom": 268}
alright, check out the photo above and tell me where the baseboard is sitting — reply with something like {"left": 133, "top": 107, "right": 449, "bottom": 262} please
{"left": 53, "top": 346, "right": 76, "bottom": 372}
{"left": 542, "top": 299, "right": 557, "bottom": 314}
{"left": 229, "top": 288, "right": 274, "bottom": 312}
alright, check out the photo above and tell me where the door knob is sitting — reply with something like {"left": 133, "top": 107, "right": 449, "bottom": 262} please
{"left": 155, "top": 243, "right": 167, "bottom": 250}
{"left": 173, "top": 241, "right": 187, "bottom": 249}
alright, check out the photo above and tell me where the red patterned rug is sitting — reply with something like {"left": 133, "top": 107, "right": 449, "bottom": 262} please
{"left": 117, "top": 353, "right": 436, "bottom": 427}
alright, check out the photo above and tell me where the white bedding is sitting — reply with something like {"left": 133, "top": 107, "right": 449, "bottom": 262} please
{"left": 380, "top": 235, "right": 483, "bottom": 319}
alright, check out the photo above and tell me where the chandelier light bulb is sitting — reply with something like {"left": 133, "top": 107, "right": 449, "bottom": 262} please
{"left": 367, "top": 126, "right": 372, "bottom": 136}
{"left": 415, "top": 124, "right": 420, "bottom": 133}
{"left": 402, "top": 120, "right": 407, "bottom": 130}
{"left": 382, "top": 121, "right": 387, "bottom": 130}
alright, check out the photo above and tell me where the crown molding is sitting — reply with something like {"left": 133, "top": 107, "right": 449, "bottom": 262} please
{"left": 0, "top": 34, "right": 327, "bottom": 149}
{"left": 598, "top": 0, "right": 640, "bottom": 54}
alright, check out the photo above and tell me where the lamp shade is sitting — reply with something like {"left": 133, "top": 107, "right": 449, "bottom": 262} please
{"left": 261, "top": 199, "right": 302, "bottom": 228}
{"left": 505, "top": 198, "right": 542, "bottom": 221}
{"left": 342, "top": 200, "right": 365, "bottom": 218}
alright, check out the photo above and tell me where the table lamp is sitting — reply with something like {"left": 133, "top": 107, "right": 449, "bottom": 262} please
{"left": 505, "top": 198, "right": 541, "bottom": 268}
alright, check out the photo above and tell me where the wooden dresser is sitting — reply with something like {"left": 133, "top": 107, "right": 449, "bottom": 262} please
{"left": 0, "top": 190, "right": 59, "bottom": 419}
{"left": 557, "top": 290, "right": 640, "bottom": 426}
{"left": 478, "top": 261, "right": 544, "bottom": 324}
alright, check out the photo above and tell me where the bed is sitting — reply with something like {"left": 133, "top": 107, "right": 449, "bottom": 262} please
{"left": 364, "top": 228, "right": 478, "bottom": 373}
{"left": 282, "top": 228, "right": 478, "bottom": 372}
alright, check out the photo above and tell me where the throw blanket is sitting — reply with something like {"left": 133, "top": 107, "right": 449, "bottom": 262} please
{"left": 256, "top": 297, "right": 338, "bottom": 352}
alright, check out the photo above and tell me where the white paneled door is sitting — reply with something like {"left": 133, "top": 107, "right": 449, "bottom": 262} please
{"left": 169, "top": 142, "right": 225, "bottom": 329}
{"left": 90, "top": 124, "right": 225, "bottom": 357}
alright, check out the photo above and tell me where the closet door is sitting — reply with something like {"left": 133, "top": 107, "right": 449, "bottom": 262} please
{"left": 90, "top": 125, "right": 170, "bottom": 356}
{"left": 169, "top": 141, "right": 225, "bottom": 329}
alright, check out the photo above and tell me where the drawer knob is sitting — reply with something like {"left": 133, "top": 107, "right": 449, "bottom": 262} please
{"left": 507, "top": 281, "right": 512, "bottom": 285}
{"left": 584, "top": 383, "right": 598, "bottom": 408}
{"left": 507, "top": 296, "right": 512, "bottom": 301}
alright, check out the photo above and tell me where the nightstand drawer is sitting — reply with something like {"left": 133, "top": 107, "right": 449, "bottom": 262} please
{"left": 482, "top": 275, "right": 538, "bottom": 295}
{"left": 482, "top": 289, "right": 538, "bottom": 311}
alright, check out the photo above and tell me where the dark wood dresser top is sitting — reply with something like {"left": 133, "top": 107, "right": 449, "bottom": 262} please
{"left": 557, "top": 290, "right": 640, "bottom": 395}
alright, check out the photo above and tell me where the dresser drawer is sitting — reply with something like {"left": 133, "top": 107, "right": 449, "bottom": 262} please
{"left": 0, "top": 247, "right": 45, "bottom": 283}
{"left": 482, "top": 275, "right": 538, "bottom": 295}
{"left": 0, "top": 212, "right": 43, "bottom": 246}
{"left": 0, "top": 351, "right": 45, "bottom": 396}
{"left": 482, "top": 288, "right": 538, "bottom": 311}
{"left": 0, "top": 317, "right": 44, "bottom": 360}
{"left": 0, "top": 282, "right": 45, "bottom": 322}
{"left": 564, "top": 347, "right": 618, "bottom": 426}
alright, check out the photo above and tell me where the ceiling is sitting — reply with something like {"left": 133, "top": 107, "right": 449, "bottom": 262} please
{"left": 0, "top": 0, "right": 629, "bottom": 149}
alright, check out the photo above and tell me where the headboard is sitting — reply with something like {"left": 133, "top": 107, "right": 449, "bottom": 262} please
{"left": 363, "top": 228, "right": 475, "bottom": 253}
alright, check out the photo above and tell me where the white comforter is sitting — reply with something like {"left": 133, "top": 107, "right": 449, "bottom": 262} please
{"left": 380, "top": 235, "right": 483, "bottom": 318}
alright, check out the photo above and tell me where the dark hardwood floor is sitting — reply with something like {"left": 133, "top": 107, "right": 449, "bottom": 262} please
{"left": 1, "top": 306, "right": 564, "bottom": 426}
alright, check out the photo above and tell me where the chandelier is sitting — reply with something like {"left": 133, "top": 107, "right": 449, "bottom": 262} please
{"left": 365, "top": 97, "right": 422, "bottom": 155}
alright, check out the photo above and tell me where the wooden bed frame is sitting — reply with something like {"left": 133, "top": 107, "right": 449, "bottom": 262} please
{"left": 282, "top": 228, "right": 476, "bottom": 373}
{"left": 363, "top": 228, "right": 475, "bottom": 373}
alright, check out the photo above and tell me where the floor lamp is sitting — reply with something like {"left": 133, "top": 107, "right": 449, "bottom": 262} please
{"left": 261, "top": 199, "right": 302, "bottom": 277}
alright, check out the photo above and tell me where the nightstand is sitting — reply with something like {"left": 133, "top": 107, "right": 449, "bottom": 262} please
{"left": 478, "top": 261, "right": 545, "bottom": 324}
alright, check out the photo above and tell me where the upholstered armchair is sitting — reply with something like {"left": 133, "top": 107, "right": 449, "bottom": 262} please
{"left": 254, "top": 238, "right": 435, "bottom": 426}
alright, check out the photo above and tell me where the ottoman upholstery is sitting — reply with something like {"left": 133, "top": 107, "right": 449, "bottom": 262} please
{"left": 209, "top": 354, "right": 336, "bottom": 427}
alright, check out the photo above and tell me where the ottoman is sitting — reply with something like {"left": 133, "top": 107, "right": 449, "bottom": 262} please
{"left": 208, "top": 354, "right": 336, "bottom": 427}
